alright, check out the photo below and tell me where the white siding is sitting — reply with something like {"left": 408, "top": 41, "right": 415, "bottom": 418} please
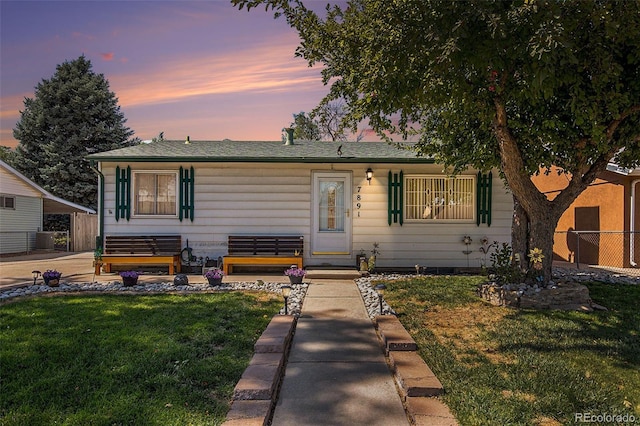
{"left": 100, "top": 161, "right": 512, "bottom": 268}
{"left": 0, "top": 166, "right": 42, "bottom": 197}
{"left": 0, "top": 195, "right": 42, "bottom": 254}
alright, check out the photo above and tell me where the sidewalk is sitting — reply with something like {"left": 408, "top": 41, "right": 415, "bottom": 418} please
{"left": 272, "top": 279, "right": 409, "bottom": 425}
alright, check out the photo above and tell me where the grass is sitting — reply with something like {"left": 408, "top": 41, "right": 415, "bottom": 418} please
{"left": 0, "top": 292, "right": 281, "bottom": 425}
{"left": 378, "top": 275, "right": 640, "bottom": 425}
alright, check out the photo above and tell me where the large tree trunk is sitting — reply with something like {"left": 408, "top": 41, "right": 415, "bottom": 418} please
{"left": 526, "top": 206, "right": 563, "bottom": 283}
{"left": 511, "top": 195, "right": 528, "bottom": 269}
{"left": 492, "top": 99, "right": 616, "bottom": 284}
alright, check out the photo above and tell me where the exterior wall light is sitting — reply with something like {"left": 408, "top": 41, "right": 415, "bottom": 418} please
{"left": 366, "top": 168, "right": 374, "bottom": 184}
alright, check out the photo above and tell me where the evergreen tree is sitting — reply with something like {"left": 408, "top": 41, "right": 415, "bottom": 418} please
{"left": 13, "top": 55, "right": 138, "bottom": 210}
{"left": 0, "top": 146, "right": 16, "bottom": 166}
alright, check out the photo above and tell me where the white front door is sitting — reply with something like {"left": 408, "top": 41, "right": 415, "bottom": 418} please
{"left": 312, "top": 171, "right": 352, "bottom": 255}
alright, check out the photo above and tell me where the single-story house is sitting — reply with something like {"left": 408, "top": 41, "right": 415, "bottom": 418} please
{"left": 86, "top": 139, "right": 513, "bottom": 270}
{"left": 0, "top": 159, "right": 96, "bottom": 255}
{"left": 532, "top": 164, "right": 640, "bottom": 268}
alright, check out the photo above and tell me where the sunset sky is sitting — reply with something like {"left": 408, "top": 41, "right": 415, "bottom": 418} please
{"left": 0, "top": 1, "right": 343, "bottom": 149}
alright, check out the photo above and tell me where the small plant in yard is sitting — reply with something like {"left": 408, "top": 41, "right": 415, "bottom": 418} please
{"left": 93, "top": 247, "right": 103, "bottom": 261}
{"left": 42, "top": 269, "right": 62, "bottom": 280}
{"left": 478, "top": 237, "right": 497, "bottom": 270}
{"left": 119, "top": 271, "right": 139, "bottom": 279}
{"left": 489, "top": 242, "right": 524, "bottom": 284}
{"left": 368, "top": 242, "right": 380, "bottom": 272}
{"left": 204, "top": 268, "right": 224, "bottom": 279}
{"left": 284, "top": 267, "right": 306, "bottom": 277}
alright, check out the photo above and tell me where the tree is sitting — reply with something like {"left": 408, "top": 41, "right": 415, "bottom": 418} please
{"left": 0, "top": 146, "right": 16, "bottom": 166}
{"left": 151, "top": 131, "right": 165, "bottom": 143}
{"left": 234, "top": 0, "right": 640, "bottom": 282}
{"left": 291, "top": 112, "right": 321, "bottom": 140}
{"left": 290, "top": 101, "right": 349, "bottom": 141}
{"left": 314, "top": 100, "right": 348, "bottom": 141}
{"left": 13, "top": 55, "right": 138, "bottom": 210}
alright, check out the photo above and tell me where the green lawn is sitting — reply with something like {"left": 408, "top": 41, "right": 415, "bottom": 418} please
{"left": 0, "top": 292, "right": 281, "bottom": 425}
{"left": 378, "top": 276, "right": 640, "bottom": 426}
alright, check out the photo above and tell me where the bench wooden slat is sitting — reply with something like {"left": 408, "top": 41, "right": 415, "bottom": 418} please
{"left": 224, "top": 235, "right": 303, "bottom": 274}
{"left": 98, "top": 235, "right": 182, "bottom": 275}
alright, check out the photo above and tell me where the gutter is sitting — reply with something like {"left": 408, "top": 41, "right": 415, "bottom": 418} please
{"left": 90, "top": 161, "right": 105, "bottom": 251}
{"left": 632, "top": 179, "right": 640, "bottom": 267}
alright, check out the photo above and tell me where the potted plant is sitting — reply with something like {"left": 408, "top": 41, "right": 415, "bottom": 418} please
{"left": 284, "top": 266, "right": 306, "bottom": 284}
{"left": 204, "top": 268, "right": 224, "bottom": 286}
{"left": 119, "top": 271, "right": 140, "bottom": 287}
{"left": 42, "top": 269, "right": 61, "bottom": 287}
{"left": 93, "top": 247, "right": 103, "bottom": 275}
{"left": 368, "top": 242, "right": 380, "bottom": 272}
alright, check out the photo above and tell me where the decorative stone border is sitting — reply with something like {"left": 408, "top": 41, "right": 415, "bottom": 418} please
{"left": 477, "top": 281, "right": 595, "bottom": 311}
{"left": 223, "top": 315, "right": 296, "bottom": 425}
{"left": 374, "top": 315, "right": 458, "bottom": 426}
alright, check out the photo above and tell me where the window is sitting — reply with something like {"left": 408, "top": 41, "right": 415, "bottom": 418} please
{"left": 0, "top": 195, "right": 15, "bottom": 209}
{"left": 405, "top": 175, "right": 475, "bottom": 221}
{"left": 133, "top": 172, "right": 177, "bottom": 216}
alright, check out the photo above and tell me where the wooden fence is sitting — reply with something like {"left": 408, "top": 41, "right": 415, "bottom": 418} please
{"left": 71, "top": 213, "right": 98, "bottom": 252}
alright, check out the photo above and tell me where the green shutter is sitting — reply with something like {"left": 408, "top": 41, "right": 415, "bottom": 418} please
{"left": 179, "top": 166, "right": 195, "bottom": 222}
{"left": 388, "top": 171, "right": 403, "bottom": 225}
{"left": 115, "top": 165, "right": 131, "bottom": 221}
{"left": 476, "top": 171, "right": 492, "bottom": 226}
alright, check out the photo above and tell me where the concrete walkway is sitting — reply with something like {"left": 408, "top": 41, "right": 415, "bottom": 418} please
{"left": 273, "top": 279, "right": 409, "bottom": 425}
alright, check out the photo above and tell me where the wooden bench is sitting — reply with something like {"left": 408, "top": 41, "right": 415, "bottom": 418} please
{"left": 97, "top": 235, "right": 182, "bottom": 275}
{"left": 223, "top": 236, "right": 303, "bottom": 275}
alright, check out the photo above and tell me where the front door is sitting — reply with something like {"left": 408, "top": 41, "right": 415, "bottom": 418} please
{"left": 312, "top": 172, "right": 352, "bottom": 255}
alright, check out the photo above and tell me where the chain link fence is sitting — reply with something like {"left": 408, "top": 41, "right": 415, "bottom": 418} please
{"left": 554, "top": 231, "right": 640, "bottom": 269}
{"left": 0, "top": 231, "right": 70, "bottom": 256}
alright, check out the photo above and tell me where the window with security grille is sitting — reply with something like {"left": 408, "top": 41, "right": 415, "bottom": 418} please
{"left": 405, "top": 175, "right": 475, "bottom": 221}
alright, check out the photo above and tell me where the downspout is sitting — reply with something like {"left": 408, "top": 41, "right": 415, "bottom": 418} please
{"left": 631, "top": 179, "right": 639, "bottom": 267}
{"left": 90, "top": 161, "right": 105, "bottom": 251}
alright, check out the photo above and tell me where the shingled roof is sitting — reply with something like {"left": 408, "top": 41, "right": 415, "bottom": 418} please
{"left": 86, "top": 140, "right": 434, "bottom": 164}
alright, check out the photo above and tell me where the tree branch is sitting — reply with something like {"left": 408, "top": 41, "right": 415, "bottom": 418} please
{"left": 493, "top": 98, "right": 548, "bottom": 214}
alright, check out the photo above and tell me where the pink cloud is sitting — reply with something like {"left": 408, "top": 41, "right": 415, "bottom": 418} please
{"left": 101, "top": 52, "right": 115, "bottom": 61}
{"left": 110, "top": 36, "right": 323, "bottom": 108}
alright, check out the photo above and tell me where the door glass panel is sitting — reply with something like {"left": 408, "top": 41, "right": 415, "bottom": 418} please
{"left": 319, "top": 180, "right": 344, "bottom": 231}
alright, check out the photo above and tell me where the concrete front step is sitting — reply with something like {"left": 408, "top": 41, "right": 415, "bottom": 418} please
{"left": 304, "top": 269, "right": 362, "bottom": 279}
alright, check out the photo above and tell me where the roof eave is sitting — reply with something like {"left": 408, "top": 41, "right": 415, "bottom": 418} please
{"left": 86, "top": 156, "right": 434, "bottom": 164}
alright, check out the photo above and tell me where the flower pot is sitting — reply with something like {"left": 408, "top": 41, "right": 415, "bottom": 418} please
{"left": 122, "top": 277, "right": 138, "bottom": 287}
{"left": 207, "top": 277, "right": 223, "bottom": 286}
{"left": 44, "top": 278, "right": 59, "bottom": 287}
{"left": 288, "top": 275, "right": 303, "bottom": 285}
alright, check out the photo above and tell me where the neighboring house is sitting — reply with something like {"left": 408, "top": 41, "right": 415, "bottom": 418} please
{"left": 87, "top": 139, "right": 514, "bottom": 270}
{"left": 532, "top": 165, "right": 640, "bottom": 268}
{"left": 0, "top": 159, "right": 96, "bottom": 255}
